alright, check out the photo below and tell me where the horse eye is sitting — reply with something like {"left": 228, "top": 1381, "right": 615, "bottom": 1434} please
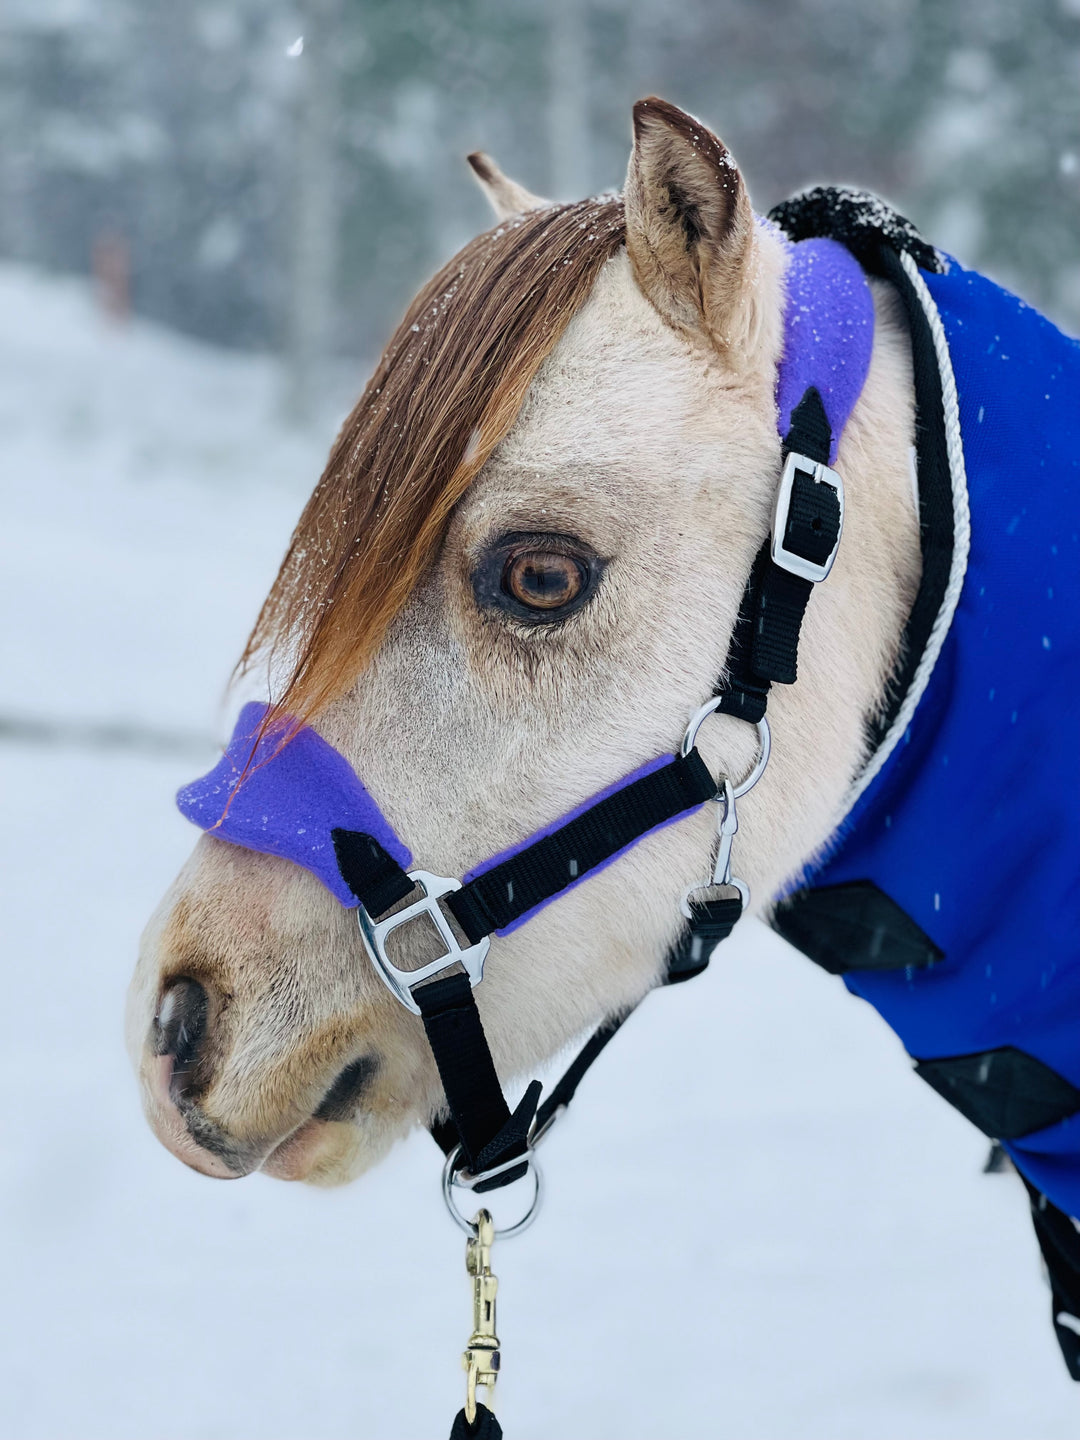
{"left": 502, "top": 550, "right": 587, "bottom": 611}
{"left": 472, "top": 532, "right": 603, "bottom": 624}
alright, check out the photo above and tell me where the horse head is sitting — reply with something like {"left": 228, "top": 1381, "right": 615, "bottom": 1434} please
{"left": 127, "top": 98, "right": 920, "bottom": 1185}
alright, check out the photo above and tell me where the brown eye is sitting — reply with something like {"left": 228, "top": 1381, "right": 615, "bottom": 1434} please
{"left": 473, "top": 530, "right": 603, "bottom": 625}
{"left": 502, "top": 550, "right": 587, "bottom": 611}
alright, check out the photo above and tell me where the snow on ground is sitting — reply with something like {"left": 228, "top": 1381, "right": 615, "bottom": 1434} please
{"left": 1, "top": 263, "right": 1077, "bottom": 1440}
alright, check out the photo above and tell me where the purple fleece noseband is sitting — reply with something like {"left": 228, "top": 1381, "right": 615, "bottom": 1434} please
{"left": 177, "top": 235, "right": 873, "bottom": 911}
{"left": 177, "top": 702, "right": 413, "bottom": 907}
{"left": 178, "top": 705, "right": 704, "bottom": 924}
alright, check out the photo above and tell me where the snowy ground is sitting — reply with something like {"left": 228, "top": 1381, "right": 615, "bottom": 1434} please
{"left": 1, "top": 264, "right": 1077, "bottom": 1440}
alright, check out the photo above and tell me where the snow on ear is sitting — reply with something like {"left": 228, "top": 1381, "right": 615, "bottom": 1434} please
{"left": 467, "top": 152, "right": 549, "bottom": 222}
{"left": 624, "top": 97, "right": 758, "bottom": 356}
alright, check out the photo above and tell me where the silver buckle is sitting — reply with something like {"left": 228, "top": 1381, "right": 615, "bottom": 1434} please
{"left": 770, "top": 450, "right": 844, "bottom": 584}
{"left": 355, "top": 870, "right": 490, "bottom": 1015}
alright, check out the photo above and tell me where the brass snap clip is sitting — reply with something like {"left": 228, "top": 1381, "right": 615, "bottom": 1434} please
{"left": 462, "top": 1209, "right": 501, "bottom": 1425}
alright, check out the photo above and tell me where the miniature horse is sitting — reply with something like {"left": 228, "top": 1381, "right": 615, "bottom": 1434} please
{"left": 128, "top": 97, "right": 1080, "bottom": 1378}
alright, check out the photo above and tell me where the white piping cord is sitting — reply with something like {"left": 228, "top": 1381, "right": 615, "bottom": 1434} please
{"left": 836, "top": 250, "right": 972, "bottom": 818}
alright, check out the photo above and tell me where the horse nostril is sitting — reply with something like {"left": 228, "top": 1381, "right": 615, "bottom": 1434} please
{"left": 152, "top": 978, "right": 209, "bottom": 1073}
{"left": 314, "top": 1055, "right": 379, "bottom": 1121}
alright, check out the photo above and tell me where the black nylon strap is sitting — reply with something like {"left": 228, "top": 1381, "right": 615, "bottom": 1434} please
{"left": 335, "top": 755, "right": 720, "bottom": 1191}
{"left": 331, "top": 827, "right": 414, "bottom": 913}
{"left": 715, "top": 386, "right": 838, "bottom": 717}
{"left": 532, "top": 1014, "right": 630, "bottom": 1136}
{"left": 333, "top": 831, "right": 539, "bottom": 1187}
{"left": 446, "top": 748, "right": 717, "bottom": 944}
{"left": 666, "top": 895, "right": 744, "bottom": 983}
{"left": 516, "top": 893, "right": 740, "bottom": 1157}
{"left": 750, "top": 562, "right": 813, "bottom": 685}
{"left": 416, "top": 972, "right": 540, "bottom": 1186}
{"left": 783, "top": 384, "right": 832, "bottom": 466}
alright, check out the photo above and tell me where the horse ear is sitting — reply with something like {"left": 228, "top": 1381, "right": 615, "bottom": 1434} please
{"left": 624, "top": 97, "right": 757, "bottom": 354}
{"left": 467, "top": 152, "right": 549, "bottom": 222}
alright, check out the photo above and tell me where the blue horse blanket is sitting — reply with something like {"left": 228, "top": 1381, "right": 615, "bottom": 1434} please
{"left": 791, "top": 257, "right": 1080, "bottom": 1217}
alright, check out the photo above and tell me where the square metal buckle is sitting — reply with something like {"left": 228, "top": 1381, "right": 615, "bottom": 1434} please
{"left": 770, "top": 450, "right": 845, "bottom": 584}
{"left": 355, "top": 870, "right": 490, "bottom": 1015}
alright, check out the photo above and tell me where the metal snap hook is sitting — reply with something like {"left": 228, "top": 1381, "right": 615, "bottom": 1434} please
{"left": 679, "top": 775, "right": 751, "bottom": 917}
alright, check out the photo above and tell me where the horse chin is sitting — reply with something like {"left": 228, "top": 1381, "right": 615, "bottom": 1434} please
{"left": 259, "top": 1114, "right": 400, "bottom": 1187}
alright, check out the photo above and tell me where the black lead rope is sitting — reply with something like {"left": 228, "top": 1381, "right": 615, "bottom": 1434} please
{"left": 449, "top": 1404, "right": 503, "bottom": 1440}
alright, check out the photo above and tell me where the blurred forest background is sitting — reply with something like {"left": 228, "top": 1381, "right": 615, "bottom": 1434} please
{"left": 3, "top": 0, "right": 1079, "bottom": 414}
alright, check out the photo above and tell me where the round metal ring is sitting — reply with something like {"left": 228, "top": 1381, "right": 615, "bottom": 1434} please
{"left": 732, "top": 718, "right": 771, "bottom": 798}
{"left": 441, "top": 1146, "right": 544, "bottom": 1239}
{"left": 680, "top": 702, "right": 772, "bottom": 799}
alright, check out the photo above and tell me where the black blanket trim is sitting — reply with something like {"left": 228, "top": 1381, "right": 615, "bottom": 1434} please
{"left": 772, "top": 880, "right": 943, "bottom": 975}
{"left": 1020, "top": 1173, "right": 1080, "bottom": 1381}
{"left": 768, "top": 185, "right": 944, "bottom": 276}
{"left": 914, "top": 1046, "right": 1080, "bottom": 1142}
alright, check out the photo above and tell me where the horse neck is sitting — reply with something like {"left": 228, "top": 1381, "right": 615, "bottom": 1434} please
{"left": 739, "top": 275, "right": 920, "bottom": 907}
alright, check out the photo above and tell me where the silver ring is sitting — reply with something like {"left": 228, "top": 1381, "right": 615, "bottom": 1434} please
{"left": 441, "top": 1145, "right": 544, "bottom": 1238}
{"left": 680, "top": 701, "right": 771, "bottom": 798}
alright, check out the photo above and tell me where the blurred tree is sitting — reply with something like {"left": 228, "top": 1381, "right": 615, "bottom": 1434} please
{"left": 1, "top": 0, "right": 1076, "bottom": 381}
{"left": 284, "top": 4, "right": 341, "bottom": 420}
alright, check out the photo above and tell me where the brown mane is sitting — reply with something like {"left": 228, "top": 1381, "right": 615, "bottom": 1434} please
{"left": 242, "top": 197, "right": 626, "bottom": 725}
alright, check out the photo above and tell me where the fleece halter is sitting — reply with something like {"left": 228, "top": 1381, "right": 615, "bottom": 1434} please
{"left": 178, "top": 231, "right": 871, "bottom": 1209}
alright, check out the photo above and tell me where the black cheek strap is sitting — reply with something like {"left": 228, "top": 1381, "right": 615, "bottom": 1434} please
{"left": 445, "top": 748, "right": 717, "bottom": 943}
{"left": 715, "top": 385, "right": 838, "bottom": 725}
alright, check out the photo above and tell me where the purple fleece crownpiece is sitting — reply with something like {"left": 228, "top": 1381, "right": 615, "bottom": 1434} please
{"left": 776, "top": 235, "right": 874, "bottom": 462}
{"left": 176, "top": 702, "right": 412, "bottom": 907}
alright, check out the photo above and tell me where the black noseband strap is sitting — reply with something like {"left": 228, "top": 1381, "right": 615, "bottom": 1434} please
{"left": 332, "top": 828, "right": 416, "bottom": 916}
{"left": 416, "top": 973, "right": 541, "bottom": 1189}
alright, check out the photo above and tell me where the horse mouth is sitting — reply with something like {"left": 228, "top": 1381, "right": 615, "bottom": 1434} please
{"left": 145, "top": 1050, "right": 381, "bottom": 1183}
{"left": 259, "top": 1054, "right": 381, "bottom": 1181}
{"left": 259, "top": 1117, "right": 332, "bottom": 1180}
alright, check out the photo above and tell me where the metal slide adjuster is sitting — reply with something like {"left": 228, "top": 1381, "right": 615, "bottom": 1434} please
{"left": 770, "top": 450, "right": 845, "bottom": 583}
{"left": 355, "top": 870, "right": 490, "bottom": 1015}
